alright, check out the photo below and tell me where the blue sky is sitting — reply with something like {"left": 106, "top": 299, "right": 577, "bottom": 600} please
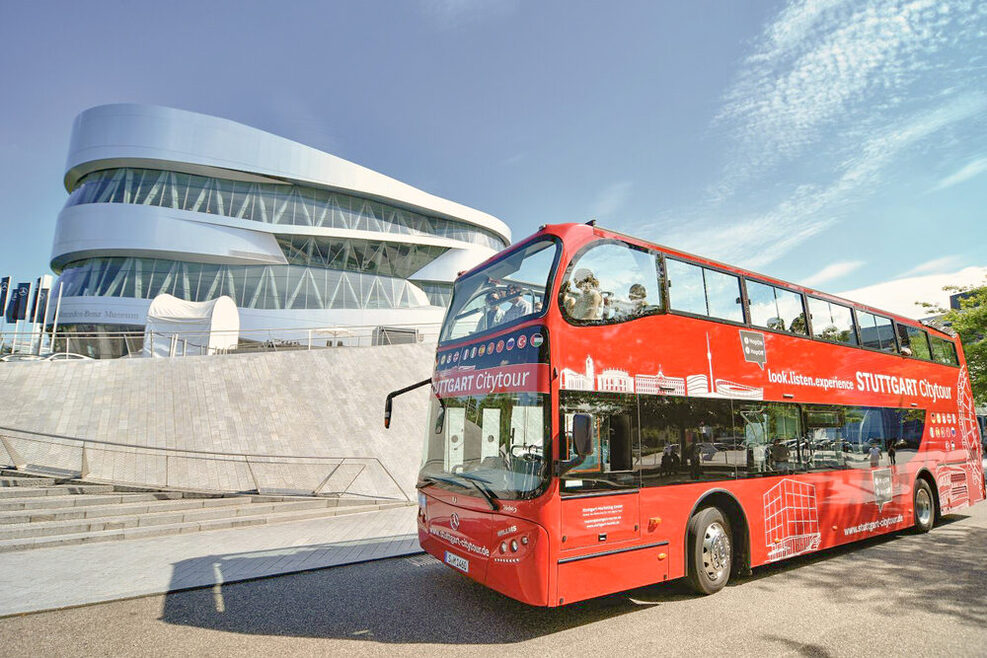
{"left": 0, "top": 0, "right": 984, "bottom": 317}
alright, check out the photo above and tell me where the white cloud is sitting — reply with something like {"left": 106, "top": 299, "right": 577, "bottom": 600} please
{"left": 837, "top": 266, "right": 987, "bottom": 319}
{"left": 419, "top": 0, "right": 518, "bottom": 29}
{"left": 636, "top": 0, "right": 987, "bottom": 271}
{"left": 896, "top": 255, "right": 964, "bottom": 278}
{"left": 592, "top": 181, "right": 633, "bottom": 219}
{"left": 715, "top": 0, "right": 980, "bottom": 183}
{"left": 639, "top": 94, "right": 986, "bottom": 270}
{"left": 801, "top": 260, "right": 864, "bottom": 287}
{"left": 929, "top": 157, "right": 987, "bottom": 192}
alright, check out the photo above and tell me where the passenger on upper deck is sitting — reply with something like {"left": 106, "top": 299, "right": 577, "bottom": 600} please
{"left": 502, "top": 284, "right": 532, "bottom": 323}
{"left": 563, "top": 268, "right": 603, "bottom": 321}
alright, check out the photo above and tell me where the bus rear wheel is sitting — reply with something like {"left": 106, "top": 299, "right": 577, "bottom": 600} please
{"left": 687, "top": 507, "right": 732, "bottom": 595}
{"left": 913, "top": 479, "right": 936, "bottom": 533}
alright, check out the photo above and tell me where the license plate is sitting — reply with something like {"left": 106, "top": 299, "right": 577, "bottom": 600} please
{"left": 444, "top": 550, "right": 469, "bottom": 573}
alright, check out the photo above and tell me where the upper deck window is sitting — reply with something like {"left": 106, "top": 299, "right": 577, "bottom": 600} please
{"left": 929, "top": 334, "right": 959, "bottom": 366}
{"left": 746, "top": 280, "right": 807, "bottom": 335}
{"left": 439, "top": 238, "right": 559, "bottom": 343}
{"left": 897, "top": 324, "right": 932, "bottom": 360}
{"left": 856, "top": 310, "right": 897, "bottom": 353}
{"left": 808, "top": 297, "right": 858, "bottom": 346}
{"left": 560, "top": 241, "right": 662, "bottom": 325}
{"left": 667, "top": 259, "right": 744, "bottom": 323}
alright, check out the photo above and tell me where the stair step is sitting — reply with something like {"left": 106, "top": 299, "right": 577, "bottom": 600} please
{"left": 0, "top": 495, "right": 245, "bottom": 524}
{"left": 0, "top": 501, "right": 409, "bottom": 552}
{"left": 0, "top": 491, "right": 183, "bottom": 512}
{"left": 0, "top": 476, "right": 57, "bottom": 487}
{"left": 0, "top": 497, "right": 343, "bottom": 539}
{"left": 0, "top": 483, "right": 115, "bottom": 499}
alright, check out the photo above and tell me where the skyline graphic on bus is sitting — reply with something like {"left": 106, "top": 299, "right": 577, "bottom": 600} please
{"left": 559, "top": 332, "right": 764, "bottom": 400}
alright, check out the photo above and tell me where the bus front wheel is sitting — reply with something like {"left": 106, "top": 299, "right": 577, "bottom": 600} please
{"left": 913, "top": 479, "right": 936, "bottom": 533}
{"left": 687, "top": 507, "right": 732, "bottom": 595}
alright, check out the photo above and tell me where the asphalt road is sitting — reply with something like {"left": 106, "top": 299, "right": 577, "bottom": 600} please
{"left": 2, "top": 501, "right": 986, "bottom": 657}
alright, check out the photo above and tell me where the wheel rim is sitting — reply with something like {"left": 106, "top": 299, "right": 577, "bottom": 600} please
{"left": 702, "top": 521, "right": 730, "bottom": 582}
{"left": 915, "top": 488, "right": 932, "bottom": 526}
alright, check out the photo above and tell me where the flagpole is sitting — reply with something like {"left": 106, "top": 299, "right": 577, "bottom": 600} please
{"left": 0, "top": 276, "right": 8, "bottom": 354}
{"left": 40, "top": 279, "right": 52, "bottom": 355}
{"left": 30, "top": 279, "right": 41, "bottom": 355}
{"left": 51, "top": 282, "right": 64, "bottom": 354}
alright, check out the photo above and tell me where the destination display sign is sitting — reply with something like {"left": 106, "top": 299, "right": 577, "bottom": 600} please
{"left": 434, "top": 327, "right": 550, "bottom": 397}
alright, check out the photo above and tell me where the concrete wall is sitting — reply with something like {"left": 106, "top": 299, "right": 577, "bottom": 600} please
{"left": 0, "top": 345, "right": 434, "bottom": 500}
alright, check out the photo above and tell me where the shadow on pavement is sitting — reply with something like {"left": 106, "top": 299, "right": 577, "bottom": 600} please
{"left": 159, "top": 514, "right": 985, "bottom": 645}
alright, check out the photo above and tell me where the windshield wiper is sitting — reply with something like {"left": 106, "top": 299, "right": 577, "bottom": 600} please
{"left": 418, "top": 474, "right": 498, "bottom": 511}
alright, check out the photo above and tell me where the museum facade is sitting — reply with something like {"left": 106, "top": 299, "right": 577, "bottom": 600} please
{"left": 49, "top": 104, "right": 510, "bottom": 354}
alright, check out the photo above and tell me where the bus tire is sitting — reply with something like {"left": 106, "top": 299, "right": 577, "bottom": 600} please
{"left": 687, "top": 506, "right": 732, "bottom": 595}
{"left": 913, "top": 479, "right": 936, "bottom": 533}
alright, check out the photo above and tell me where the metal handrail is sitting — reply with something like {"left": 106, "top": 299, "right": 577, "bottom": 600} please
{"left": 0, "top": 425, "right": 411, "bottom": 502}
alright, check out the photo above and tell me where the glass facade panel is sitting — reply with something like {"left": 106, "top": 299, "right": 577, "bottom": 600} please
{"left": 56, "top": 257, "right": 434, "bottom": 311}
{"left": 66, "top": 167, "right": 509, "bottom": 251}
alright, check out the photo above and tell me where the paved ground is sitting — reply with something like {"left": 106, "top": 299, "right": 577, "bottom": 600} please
{"left": 2, "top": 502, "right": 985, "bottom": 657}
{"left": 0, "top": 505, "right": 419, "bottom": 616}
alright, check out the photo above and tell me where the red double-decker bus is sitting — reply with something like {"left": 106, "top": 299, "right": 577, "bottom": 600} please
{"left": 393, "top": 222, "right": 984, "bottom": 606}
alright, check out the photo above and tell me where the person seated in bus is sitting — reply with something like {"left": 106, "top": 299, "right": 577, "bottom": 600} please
{"left": 501, "top": 284, "right": 532, "bottom": 323}
{"left": 770, "top": 438, "right": 791, "bottom": 473}
{"left": 563, "top": 269, "right": 603, "bottom": 320}
{"left": 789, "top": 313, "right": 808, "bottom": 335}
{"left": 476, "top": 290, "right": 503, "bottom": 332}
{"left": 608, "top": 283, "right": 649, "bottom": 320}
{"left": 628, "top": 283, "right": 648, "bottom": 314}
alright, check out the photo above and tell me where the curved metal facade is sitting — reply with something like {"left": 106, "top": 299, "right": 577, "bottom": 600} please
{"left": 50, "top": 104, "right": 511, "bottom": 343}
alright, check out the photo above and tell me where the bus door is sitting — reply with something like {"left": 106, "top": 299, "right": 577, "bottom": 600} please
{"left": 557, "top": 394, "right": 660, "bottom": 603}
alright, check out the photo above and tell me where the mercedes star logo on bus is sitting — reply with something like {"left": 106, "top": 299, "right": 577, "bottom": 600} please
{"left": 450, "top": 513, "right": 460, "bottom": 531}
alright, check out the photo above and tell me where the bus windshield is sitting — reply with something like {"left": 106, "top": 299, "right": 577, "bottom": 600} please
{"left": 439, "top": 238, "right": 558, "bottom": 343}
{"left": 420, "top": 390, "right": 550, "bottom": 500}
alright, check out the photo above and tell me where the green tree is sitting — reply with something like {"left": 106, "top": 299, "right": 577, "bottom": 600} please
{"left": 921, "top": 278, "right": 987, "bottom": 405}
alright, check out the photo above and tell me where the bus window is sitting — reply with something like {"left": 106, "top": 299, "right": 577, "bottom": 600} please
{"left": 807, "top": 297, "right": 858, "bottom": 346}
{"left": 746, "top": 280, "right": 808, "bottom": 335}
{"left": 897, "top": 324, "right": 932, "bottom": 360}
{"left": 843, "top": 407, "right": 889, "bottom": 469}
{"left": 560, "top": 392, "right": 639, "bottom": 492}
{"left": 560, "top": 241, "right": 661, "bottom": 324}
{"left": 638, "top": 396, "right": 738, "bottom": 486}
{"left": 439, "top": 238, "right": 558, "bottom": 342}
{"left": 736, "top": 403, "right": 803, "bottom": 475}
{"left": 929, "top": 335, "right": 959, "bottom": 366}
{"left": 856, "top": 310, "right": 897, "bottom": 353}
{"left": 803, "top": 405, "right": 846, "bottom": 470}
{"left": 667, "top": 259, "right": 743, "bottom": 323}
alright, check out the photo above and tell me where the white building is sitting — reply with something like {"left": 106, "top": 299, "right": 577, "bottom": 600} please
{"left": 48, "top": 104, "right": 511, "bottom": 356}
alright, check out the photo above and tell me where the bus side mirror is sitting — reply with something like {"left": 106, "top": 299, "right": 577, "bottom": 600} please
{"left": 572, "top": 414, "right": 593, "bottom": 457}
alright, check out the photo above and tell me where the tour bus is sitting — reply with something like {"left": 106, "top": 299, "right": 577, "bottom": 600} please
{"left": 386, "top": 222, "right": 984, "bottom": 607}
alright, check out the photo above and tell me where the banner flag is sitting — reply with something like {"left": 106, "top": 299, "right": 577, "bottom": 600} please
{"left": 6, "top": 283, "right": 29, "bottom": 322}
{"left": 0, "top": 277, "right": 9, "bottom": 316}
{"left": 31, "top": 277, "right": 50, "bottom": 323}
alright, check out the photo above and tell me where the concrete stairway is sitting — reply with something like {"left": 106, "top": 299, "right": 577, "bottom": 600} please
{"left": 0, "top": 470, "right": 410, "bottom": 553}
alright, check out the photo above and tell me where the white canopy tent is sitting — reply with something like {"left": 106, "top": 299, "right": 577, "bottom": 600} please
{"left": 142, "top": 294, "right": 239, "bottom": 357}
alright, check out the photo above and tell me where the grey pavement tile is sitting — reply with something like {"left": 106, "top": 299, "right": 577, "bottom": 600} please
{"left": 0, "top": 506, "right": 418, "bottom": 617}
